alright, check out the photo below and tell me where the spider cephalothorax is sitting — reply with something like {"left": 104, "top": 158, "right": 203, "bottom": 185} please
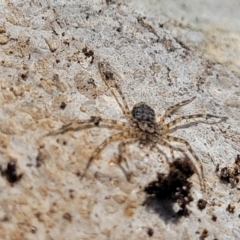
{"left": 47, "top": 61, "right": 227, "bottom": 190}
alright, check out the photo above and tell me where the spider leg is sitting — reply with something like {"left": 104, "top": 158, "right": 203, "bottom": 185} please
{"left": 162, "top": 135, "right": 206, "bottom": 190}
{"left": 98, "top": 62, "right": 132, "bottom": 121}
{"left": 118, "top": 138, "right": 139, "bottom": 181}
{"left": 162, "top": 114, "right": 227, "bottom": 133}
{"left": 159, "top": 96, "right": 196, "bottom": 125}
{"left": 118, "top": 141, "right": 130, "bottom": 169}
{"left": 80, "top": 130, "right": 138, "bottom": 179}
{"left": 154, "top": 142, "right": 170, "bottom": 163}
{"left": 46, "top": 117, "right": 130, "bottom": 136}
{"left": 159, "top": 138, "right": 198, "bottom": 172}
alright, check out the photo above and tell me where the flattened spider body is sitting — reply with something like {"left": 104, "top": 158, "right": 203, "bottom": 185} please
{"left": 132, "top": 102, "right": 156, "bottom": 124}
{"left": 132, "top": 102, "right": 157, "bottom": 134}
{"left": 47, "top": 61, "right": 227, "bottom": 190}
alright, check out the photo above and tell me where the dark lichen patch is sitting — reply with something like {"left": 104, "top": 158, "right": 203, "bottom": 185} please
{"left": 1, "top": 161, "right": 22, "bottom": 185}
{"left": 147, "top": 227, "right": 154, "bottom": 237}
{"left": 226, "top": 204, "right": 235, "bottom": 213}
{"left": 36, "top": 147, "right": 47, "bottom": 168}
{"left": 200, "top": 229, "right": 209, "bottom": 240}
{"left": 105, "top": 0, "right": 117, "bottom": 5}
{"left": 211, "top": 215, "right": 217, "bottom": 222}
{"left": 63, "top": 212, "right": 72, "bottom": 222}
{"left": 69, "top": 189, "right": 75, "bottom": 199}
{"left": 217, "top": 154, "right": 240, "bottom": 188}
{"left": 197, "top": 199, "right": 207, "bottom": 211}
{"left": 60, "top": 101, "right": 67, "bottom": 109}
{"left": 82, "top": 47, "right": 94, "bottom": 64}
{"left": 143, "top": 157, "right": 194, "bottom": 221}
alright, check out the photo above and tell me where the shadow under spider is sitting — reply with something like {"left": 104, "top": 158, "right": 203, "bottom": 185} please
{"left": 143, "top": 157, "right": 194, "bottom": 223}
{"left": 46, "top": 61, "right": 227, "bottom": 191}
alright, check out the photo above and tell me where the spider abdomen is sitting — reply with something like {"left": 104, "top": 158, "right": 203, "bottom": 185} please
{"left": 132, "top": 102, "right": 156, "bottom": 123}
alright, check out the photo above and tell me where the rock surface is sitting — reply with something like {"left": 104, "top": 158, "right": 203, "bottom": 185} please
{"left": 0, "top": 0, "right": 239, "bottom": 239}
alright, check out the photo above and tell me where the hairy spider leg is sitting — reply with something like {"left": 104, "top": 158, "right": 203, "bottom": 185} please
{"left": 162, "top": 135, "right": 206, "bottom": 190}
{"left": 98, "top": 62, "right": 132, "bottom": 121}
{"left": 80, "top": 130, "right": 138, "bottom": 179}
{"left": 118, "top": 138, "right": 142, "bottom": 181}
{"left": 118, "top": 140, "right": 134, "bottom": 168}
{"left": 46, "top": 118, "right": 130, "bottom": 136}
{"left": 159, "top": 96, "right": 196, "bottom": 125}
{"left": 162, "top": 114, "right": 227, "bottom": 133}
{"left": 154, "top": 144, "right": 170, "bottom": 163}
{"left": 160, "top": 138, "right": 205, "bottom": 190}
{"left": 156, "top": 139, "right": 174, "bottom": 162}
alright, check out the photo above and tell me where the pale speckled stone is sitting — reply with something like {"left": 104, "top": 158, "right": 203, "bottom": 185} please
{"left": 0, "top": 35, "right": 8, "bottom": 44}
{"left": 0, "top": 24, "right": 6, "bottom": 34}
{"left": 44, "top": 38, "right": 58, "bottom": 52}
{"left": 0, "top": 0, "right": 239, "bottom": 240}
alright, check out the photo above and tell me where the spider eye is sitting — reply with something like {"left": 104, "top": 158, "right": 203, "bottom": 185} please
{"left": 132, "top": 103, "right": 155, "bottom": 123}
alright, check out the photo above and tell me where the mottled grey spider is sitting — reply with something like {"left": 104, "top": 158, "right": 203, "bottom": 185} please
{"left": 47, "top": 61, "right": 227, "bottom": 190}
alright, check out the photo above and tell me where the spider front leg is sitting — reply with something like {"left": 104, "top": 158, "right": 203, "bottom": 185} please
{"left": 162, "top": 114, "right": 227, "bottom": 133}
{"left": 98, "top": 62, "right": 132, "bottom": 121}
{"left": 46, "top": 117, "right": 129, "bottom": 136}
{"left": 80, "top": 130, "right": 138, "bottom": 179}
{"left": 162, "top": 135, "right": 206, "bottom": 190}
{"left": 159, "top": 96, "right": 196, "bottom": 125}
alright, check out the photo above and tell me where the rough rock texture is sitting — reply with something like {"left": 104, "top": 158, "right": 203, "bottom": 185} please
{"left": 0, "top": 0, "right": 239, "bottom": 239}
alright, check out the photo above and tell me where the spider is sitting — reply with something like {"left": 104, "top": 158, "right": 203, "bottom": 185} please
{"left": 47, "top": 61, "right": 227, "bottom": 190}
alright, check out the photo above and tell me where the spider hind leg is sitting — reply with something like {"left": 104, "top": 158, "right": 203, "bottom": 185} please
{"left": 162, "top": 136, "right": 206, "bottom": 190}
{"left": 117, "top": 138, "right": 141, "bottom": 181}
{"left": 80, "top": 131, "right": 138, "bottom": 180}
